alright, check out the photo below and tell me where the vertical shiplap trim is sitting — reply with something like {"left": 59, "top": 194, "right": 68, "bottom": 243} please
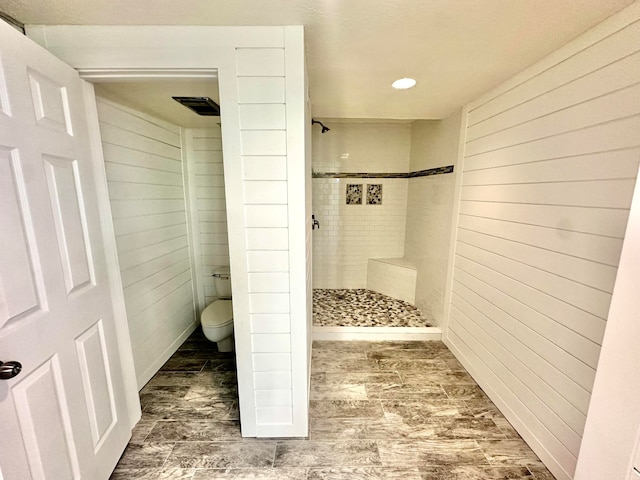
{"left": 182, "top": 128, "right": 204, "bottom": 315}
{"left": 304, "top": 56, "right": 313, "bottom": 400}
{"left": 218, "top": 48, "right": 257, "bottom": 437}
{"left": 283, "top": 25, "right": 309, "bottom": 438}
{"left": 441, "top": 105, "right": 469, "bottom": 338}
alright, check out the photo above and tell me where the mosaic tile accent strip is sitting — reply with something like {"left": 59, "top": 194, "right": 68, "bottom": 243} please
{"left": 313, "top": 289, "right": 431, "bottom": 327}
{"left": 346, "top": 184, "right": 363, "bottom": 205}
{"left": 367, "top": 184, "right": 382, "bottom": 205}
{"left": 313, "top": 165, "right": 454, "bottom": 179}
{"left": 407, "top": 165, "right": 454, "bottom": 177}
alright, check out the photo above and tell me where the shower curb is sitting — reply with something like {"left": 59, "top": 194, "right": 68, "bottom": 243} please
{"left": 312, "top": 326, "right": 442, "bottom": 341}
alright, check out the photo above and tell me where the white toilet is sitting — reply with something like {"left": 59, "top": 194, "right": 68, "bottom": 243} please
{"left": 201, "top": 266, "right": 234, "bottom": 352}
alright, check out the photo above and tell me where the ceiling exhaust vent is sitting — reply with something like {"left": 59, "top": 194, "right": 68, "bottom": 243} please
{"left": 172, "top": 96, "right": 220, "bottom": 116}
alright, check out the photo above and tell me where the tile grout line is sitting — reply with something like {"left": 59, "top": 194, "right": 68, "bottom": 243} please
{"left": 474, "top": 439, "right": 496, "bottom": 467}
{"left": 271, "top": 441, "right": 278, "bottom": 469}
{"left": 158, "top": 441, "right": 178, "bottom": 472}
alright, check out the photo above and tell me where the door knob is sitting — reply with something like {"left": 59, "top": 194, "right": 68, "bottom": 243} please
{"left": 0, "top": 361, "right": 22, "bottom": 380}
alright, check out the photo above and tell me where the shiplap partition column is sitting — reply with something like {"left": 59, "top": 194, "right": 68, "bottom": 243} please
{"left": 97, "top": 98, "right": 197, "bottom": 389}
{"left": 444, "top": 3, "right": 640, "bottom": 479}
{"left": 28, "top": 25, "right": 312, "bottom": 437}
{"left": 238, "top": 46, "right": 296, "bottom": 430}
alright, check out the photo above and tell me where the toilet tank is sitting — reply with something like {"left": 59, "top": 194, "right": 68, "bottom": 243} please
{"left": 213, "top": 266, "right": 232, "bottom": 298}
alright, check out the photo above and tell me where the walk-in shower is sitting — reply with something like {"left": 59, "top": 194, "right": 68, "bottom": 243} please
{"left": 310, "top": 120, "right": 444, "bottom": 341}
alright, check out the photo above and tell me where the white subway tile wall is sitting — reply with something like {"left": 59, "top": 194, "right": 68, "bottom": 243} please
{"left": 312, "top": 177, "right": 408, "bottom": 288}
{"left": 405, "top": 114, "right": 462, "bottom": 326}
{"left": 311, "top": 119, "right": 461, "bottom": 319}
{"left": 311, "top": 122, "right": 419, "bottom": 290}
{"left": 404, "top": 172, "right": 457, "bottom": 323}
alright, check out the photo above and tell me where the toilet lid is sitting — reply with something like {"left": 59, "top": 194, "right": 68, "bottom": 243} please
{"left": 201, "top": 300, "right": 233, "bottom": 327}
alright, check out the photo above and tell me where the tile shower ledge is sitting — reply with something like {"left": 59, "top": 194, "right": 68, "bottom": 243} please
{"left": 313, "top": 326, "right": 442, "bottom": 341}
{"left": 367, "top": 258, "right": 418, "bottom": 305}
{"left": 370, "top": 257, "right": 417, "bottom": 270}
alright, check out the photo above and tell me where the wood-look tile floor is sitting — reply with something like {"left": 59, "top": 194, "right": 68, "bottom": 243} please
{"left": 110, "top": 331, "right": 556, "bottom": 479}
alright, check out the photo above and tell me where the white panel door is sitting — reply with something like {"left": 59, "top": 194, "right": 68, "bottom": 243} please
{"left": 0, "top": 21, "right": 131, "bottom": 480}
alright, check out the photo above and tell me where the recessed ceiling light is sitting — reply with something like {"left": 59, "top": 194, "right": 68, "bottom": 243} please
{"left": 392, "top": 78, "right": 417, "bottom": 90}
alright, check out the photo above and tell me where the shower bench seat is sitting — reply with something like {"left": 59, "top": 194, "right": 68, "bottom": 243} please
{"left": 366, "top": 257, "right": 417, "bottom": 305}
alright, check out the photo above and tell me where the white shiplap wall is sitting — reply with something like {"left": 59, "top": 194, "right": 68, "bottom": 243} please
{"left": 237, "top": 56, "right": 293, "bottom": 429}
{"left": 235, "top": 33, "right": 311, "bottom": 435}
{"left": 97, "top": 98, "right": 197, "bottom": 389}
{"left": 184, "top": 126, "right": 229, "bottom": 311}
{"left": 446, "top": 8, "right": 640, "bottom": 480}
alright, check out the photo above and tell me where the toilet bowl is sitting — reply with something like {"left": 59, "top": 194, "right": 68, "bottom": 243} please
{"left": 201, "top": 299, "right": 234, "bottom": 352}
{"left": 201, "top": 266, "right": 234, "bottom": 352}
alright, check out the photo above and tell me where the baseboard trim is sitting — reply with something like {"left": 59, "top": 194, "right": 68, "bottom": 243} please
{"left": 312, "top": 326, "right": 442, "bottom": 341}
{"left": 136, "top": 319, "right": 200, "bottom": 390}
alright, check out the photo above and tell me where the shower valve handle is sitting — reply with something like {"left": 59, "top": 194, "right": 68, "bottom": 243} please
{"left": 312, "top": 215, "right": 320, "bottom": 230}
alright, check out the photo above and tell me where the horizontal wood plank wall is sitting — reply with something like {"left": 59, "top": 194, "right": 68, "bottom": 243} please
{"left": 97, "top": 98, "right": 197, "bottom": 389}
{"left": 185, "top": 126, "right": 229, "bottom": 310}
{"left": 447, "top": 9, "right": 640, "bottom": 480}
{"left": 236, "top": 46, "right": 296, "bottom": 432}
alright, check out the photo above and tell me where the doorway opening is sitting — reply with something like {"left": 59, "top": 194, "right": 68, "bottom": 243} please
{"left": 91, "top": 78, "right": 238, "bottom": 421}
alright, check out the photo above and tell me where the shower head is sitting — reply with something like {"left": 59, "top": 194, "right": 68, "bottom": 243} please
{"left": 312, "top": 119, "right": 330, "bottom": 133}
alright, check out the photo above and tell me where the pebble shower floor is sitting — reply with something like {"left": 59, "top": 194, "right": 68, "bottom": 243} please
{"left": 313, "top": 289, "right": 432, "bottom": 328}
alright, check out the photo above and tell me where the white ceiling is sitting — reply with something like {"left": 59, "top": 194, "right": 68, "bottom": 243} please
{"left": 3, "top": 0, "right": 635, "bottom": 120}
{"left": 94, "top": 81, "right": 221, "bottom": 128}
